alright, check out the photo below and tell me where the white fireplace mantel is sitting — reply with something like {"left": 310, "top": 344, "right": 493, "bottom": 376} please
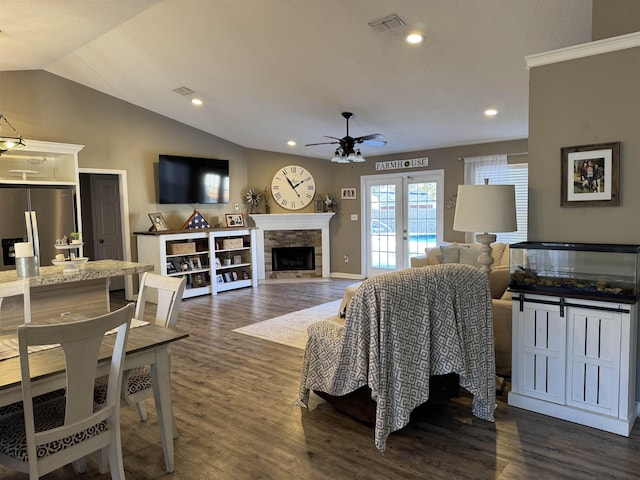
{"left": 250, "top": 213, "right": 334, "bottom": 279}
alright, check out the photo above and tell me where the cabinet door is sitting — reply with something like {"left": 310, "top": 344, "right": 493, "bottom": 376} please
{"left": 514, "top": 302, "right": 566, "bottom": 404}
{"left": 566, "top": 307, "right": 621, "bottom": 416}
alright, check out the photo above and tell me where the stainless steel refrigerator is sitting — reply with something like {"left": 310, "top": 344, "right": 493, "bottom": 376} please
{"left": 0, "top": 186, "right": 77, "bottom": 271}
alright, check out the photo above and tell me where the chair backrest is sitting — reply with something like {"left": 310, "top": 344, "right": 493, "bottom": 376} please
{"left": 18, "top": 303, "right": 134, "bottom": 476}
{"left": 135, "top": 272, "right": 186, "bottom": 328}
{"left": 0, "top": 278, "right": 31, "bottom": 326}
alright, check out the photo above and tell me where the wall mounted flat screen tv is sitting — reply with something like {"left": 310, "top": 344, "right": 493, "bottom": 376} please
{"left": 158, "top": 154, "right": 230, "bottom": 204}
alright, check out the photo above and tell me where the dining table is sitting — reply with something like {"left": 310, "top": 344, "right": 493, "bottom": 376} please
{"left": 0, "top": 317, "right": 189, "bottom": 473}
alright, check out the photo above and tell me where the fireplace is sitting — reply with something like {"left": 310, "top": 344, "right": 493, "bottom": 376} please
{"left": 272, "top": 246, "right": 315, "bottom": 271}
{"left": 249, "top": 213, "right": 335, "bottom": 280}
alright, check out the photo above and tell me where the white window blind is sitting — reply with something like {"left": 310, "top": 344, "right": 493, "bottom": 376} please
{"left": 464, "top": 156, "right": 528, "bottom": 243}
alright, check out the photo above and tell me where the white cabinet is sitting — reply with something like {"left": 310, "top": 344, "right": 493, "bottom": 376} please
{"left": 0, "top": 139, "right": 81, "bottom": 186}
{"left": 136, "top": 228, "right": 257, "bottom": 298}
{"left": 509, "top": 293, "right": 637, "bottom": 435}
{"left": 210, "top": 229, "right": 257, "bottom": 294}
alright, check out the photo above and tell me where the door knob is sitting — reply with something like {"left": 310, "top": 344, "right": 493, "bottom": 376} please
{"left": 99, "top": 239, "right": 104, "bottom": 244}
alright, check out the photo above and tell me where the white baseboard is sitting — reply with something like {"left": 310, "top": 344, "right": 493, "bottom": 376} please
{"left": 330, "top": 272, "right": 364, "bottom": 280}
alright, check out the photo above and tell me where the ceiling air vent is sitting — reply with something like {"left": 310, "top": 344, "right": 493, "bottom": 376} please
{"left": 368, "top": 14, "right": 406, "bottom": 33}
{"left": 173, "top": 86, "right": 194, "bottom": 96}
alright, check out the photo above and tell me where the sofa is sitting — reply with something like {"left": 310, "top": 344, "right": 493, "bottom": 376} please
{"left": 410, "top": 242, "right": 512, "bottom": 376}
{"left": 298, "top": 264, "right": 496, "bottom": 452}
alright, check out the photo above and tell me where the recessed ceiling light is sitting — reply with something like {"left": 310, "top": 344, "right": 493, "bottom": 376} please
{"left": 406, "top": 33, "right": 424, "bottom": 44}
{"left": 191, "top": 98, "right": 203, "bottom": 106}
{"left": 287, "top": 140, "right": 296, "bottom": 147}
{"left": 484, "top": 108, "right": 498, "bottom": 117}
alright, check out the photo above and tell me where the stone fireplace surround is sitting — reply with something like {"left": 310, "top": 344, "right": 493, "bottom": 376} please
{"left": 250, "top": 213, "right": 334, "bottom": 280}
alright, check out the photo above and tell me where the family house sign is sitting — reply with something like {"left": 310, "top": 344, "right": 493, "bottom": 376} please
{"left": 375, "top": 157, "right": 429, "bottom": 171}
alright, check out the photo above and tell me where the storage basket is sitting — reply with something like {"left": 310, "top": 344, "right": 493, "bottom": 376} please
{"left": 222, "top": 238, "right": 243, "bottom": 249}
{"left": 167, "top": 242, "right": 196, "bottom": 255}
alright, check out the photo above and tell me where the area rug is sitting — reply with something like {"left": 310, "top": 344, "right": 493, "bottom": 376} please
{"left": 233, "top": 299, "right": 343, "bottom": 349}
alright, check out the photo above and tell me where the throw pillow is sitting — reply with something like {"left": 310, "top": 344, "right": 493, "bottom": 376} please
{"left": 458, "top": 247, "right": 481, "bottom": 267}
{"left": 440, "top": 245, "right": 461, "bottom": 264}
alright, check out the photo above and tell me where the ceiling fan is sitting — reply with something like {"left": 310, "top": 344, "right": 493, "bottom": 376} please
{"left": 305, "top": 112, "right": 387, "bottom": 163}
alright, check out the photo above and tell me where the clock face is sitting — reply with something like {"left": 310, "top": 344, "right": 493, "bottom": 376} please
{"left": 271, "top": 165, "right": 316, "bottom": 210}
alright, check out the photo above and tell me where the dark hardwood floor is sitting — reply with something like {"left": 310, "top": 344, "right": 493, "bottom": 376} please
{"left": 2, "top": 279, "right": 640, "bottom": 479}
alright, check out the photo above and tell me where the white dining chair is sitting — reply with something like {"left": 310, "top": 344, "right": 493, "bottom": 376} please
{"left": 0, "top": 279, "right": 35, "bottom": 421}
{"left": 0, "top": 303, "right": 134, "bottom": 480}
{"left": 0, "top": 278, "right": 31, "bottom": 327}
{"left": 95, "top": 273, "right": 186, "bottom": 424}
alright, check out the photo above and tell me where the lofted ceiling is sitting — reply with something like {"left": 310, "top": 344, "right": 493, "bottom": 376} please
{"left": 0, "top": 0, "right": 592, "bottom": 159}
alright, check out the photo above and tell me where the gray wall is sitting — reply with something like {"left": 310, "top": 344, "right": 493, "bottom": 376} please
{"left": 592, "top": 0, "right": 640, "bottom": 40}
{"left": 528, "top": 47, "right": 640, "bottom": 243}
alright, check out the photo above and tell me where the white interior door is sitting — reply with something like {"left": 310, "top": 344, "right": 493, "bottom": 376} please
{"left": 363, "top": 170, "right": 443, "bottom": 277}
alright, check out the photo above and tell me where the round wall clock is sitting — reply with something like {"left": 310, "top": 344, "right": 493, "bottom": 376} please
{"left": 271, "top": 165, "right": 316, "bottom": 210}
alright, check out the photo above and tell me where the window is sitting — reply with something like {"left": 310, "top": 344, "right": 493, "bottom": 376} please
{"left": 464, "top": 155, "right": 528, "bottom": 243}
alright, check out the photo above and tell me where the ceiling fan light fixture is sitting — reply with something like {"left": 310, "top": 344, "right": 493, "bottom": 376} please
{"left": 352, "top": 149, "right": 366, "bottom": 162}
{"left": 331, "top": 149, "right": 345, "bottom": 163}
{"left": 0, "top": 114, "right": 25, "bottom": 155}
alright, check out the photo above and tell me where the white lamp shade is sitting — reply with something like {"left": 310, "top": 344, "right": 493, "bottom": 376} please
{"left": 453, "top": 184, "right": 517, "bottom": 233}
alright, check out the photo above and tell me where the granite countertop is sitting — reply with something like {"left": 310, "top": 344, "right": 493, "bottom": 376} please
{"left": 0, "top": 260, "right": 154, "bottom": 287}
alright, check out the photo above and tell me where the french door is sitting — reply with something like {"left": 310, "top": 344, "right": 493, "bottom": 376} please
{"left": 363, "top": 170, "right": 443, "bottom": 277}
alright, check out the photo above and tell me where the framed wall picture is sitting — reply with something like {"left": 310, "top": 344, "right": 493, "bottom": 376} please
{"left": 561, "top": 142, "right": 620, "bottom": 207}
{"left": 148, "top": 213, "right": 169, "bottom": 231}
{"left": 225, "top": 213, "right": 245, "bottom": 227}
{"left": 341, "top": 188, "right": 357, "bottom": 199}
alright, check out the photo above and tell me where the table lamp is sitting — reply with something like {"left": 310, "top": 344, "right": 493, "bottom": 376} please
{"left": 453, "top": 179, "right": 517, "bottom": 274}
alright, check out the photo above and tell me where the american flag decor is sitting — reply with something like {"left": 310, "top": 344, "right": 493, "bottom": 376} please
{"left": 182, "top": 210, "right": 211, "bottom": 229}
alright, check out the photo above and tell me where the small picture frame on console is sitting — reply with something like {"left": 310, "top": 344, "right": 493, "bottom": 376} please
{"left": 148, "top": 213, "right": 169, "bottom": 231}
{"left": 225, "top": 214, "right": 245, "bottom": 227}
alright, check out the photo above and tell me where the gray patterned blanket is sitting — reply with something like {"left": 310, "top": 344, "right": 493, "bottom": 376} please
{"left": 297, "top": 263, "right": 496, "bottom": 452}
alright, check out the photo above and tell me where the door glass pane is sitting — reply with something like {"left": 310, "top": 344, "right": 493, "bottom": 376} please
{"left": 370, "top": 184, "right": 396, "bottom": 270}
{"left": 406, "top": 181, "right": 438, "bottom": 263}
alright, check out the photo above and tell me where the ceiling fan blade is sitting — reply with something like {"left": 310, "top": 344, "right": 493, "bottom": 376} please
{"left": 305, "top": 140, "right": 340, "bottom": 147}
{"left": 356, "top": 133, "right": 387, "bottom": 146}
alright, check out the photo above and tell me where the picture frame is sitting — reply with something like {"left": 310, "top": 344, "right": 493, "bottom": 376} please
{"left": 561, "top": 142, "right": 620, "bottom": 207}
{"left": 191, "top": 272, "right": 206, "bottom": 287}
{"left": 225, "top": 213, "right": 245, "bottom": 227}
{"left": 188, "top": 255, "right": 202, "bottom": 270}
{"left": 215, "top": 257, "right": 222, "bottom": 267}
{"left": 148, "top": 213, "right": 169, "bottom": 231}
{"left": 315, "top": 199, "right": 325, "bottom": 213}
{"left": 231, "top": 271, "right": 238, "bottom": 281}
{"left": 341, "top": 187, "right": 357, "bottom": 200}
{"left": 223, "top": 272, "right": 232, "bottom": 282}
{"left": 215, "top": 273, "right": 224, "bottom": 284}
{"left": 166, "top": 261, "right": 177, "bottom": 274}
